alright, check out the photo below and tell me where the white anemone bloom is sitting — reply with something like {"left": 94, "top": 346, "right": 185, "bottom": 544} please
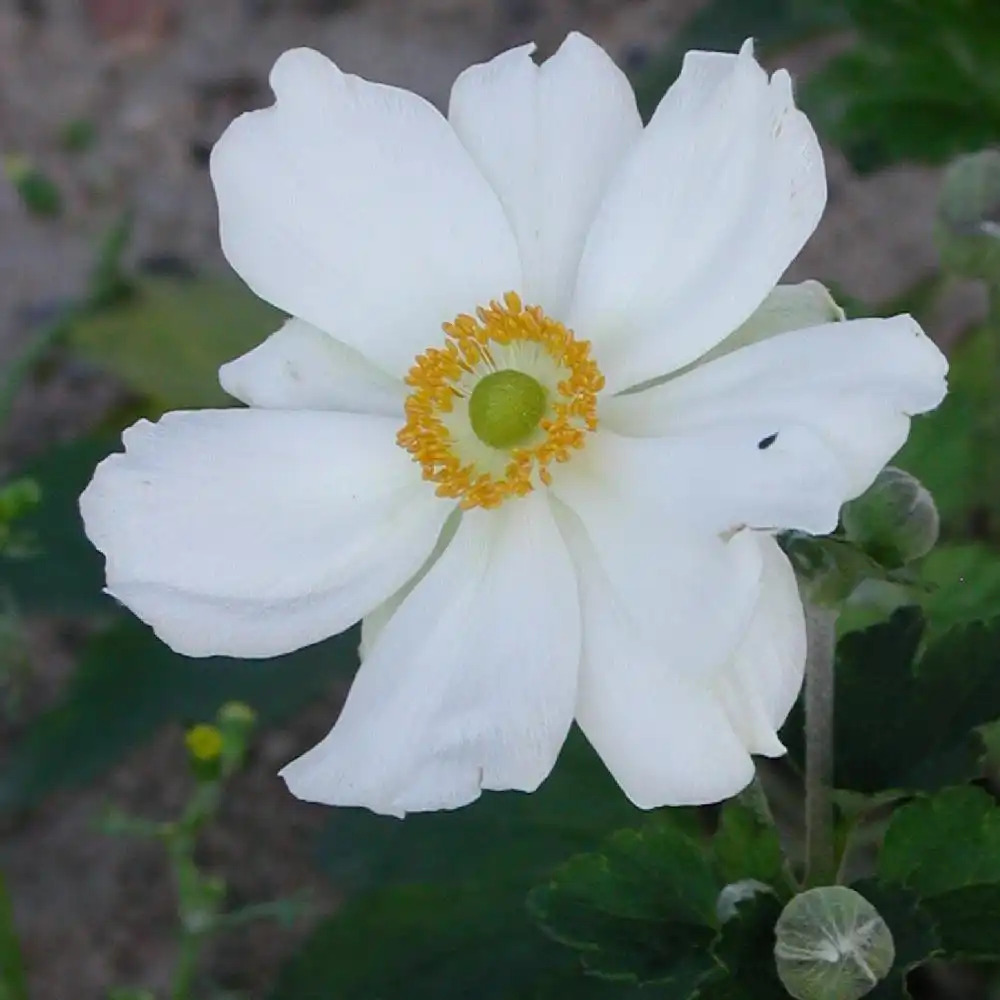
{"left": 80, "top": 34, "right": 947, "bottom": 817}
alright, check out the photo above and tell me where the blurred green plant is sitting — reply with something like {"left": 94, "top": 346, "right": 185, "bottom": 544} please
{"left": 3, "top": 154, "right": 62, "bottom": 218}
{"left": 0, "top": 874, "right": 28, "bottom": 1000}
{"left": 802, "top": 0, "right": 1000, "bottom": 173}
{"left": 102, "top": 703, "right": 313, "bottom": 1000}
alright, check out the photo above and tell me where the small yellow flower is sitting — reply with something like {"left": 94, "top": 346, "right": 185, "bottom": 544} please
{"left": 185, "top": 724, "right": 224, "bottom": 763}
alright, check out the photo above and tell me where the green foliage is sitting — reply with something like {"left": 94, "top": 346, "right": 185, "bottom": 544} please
{"left": 849, "top": 786, "right": 1000, "bottom": 975}
{"left": 0, "top": 437, "right": 117, "bottom": 615}
{"left": 846, "top": 880, "right": 939, "bottom": 1000}
{"left": 632, "top": 0, "right": 846, "bottom": 118}
{"left": 3, "top": 154, "right": 62, "bottom": 217}
{"left": 527, "top": 811, "right": 791, "bottom": 997}
{"left": 269, "top": 883, "right": 593, "bottom": 1000}
{"left": 879, "top": 786, "right": 1000, "bottom": 895}
{"left": 69, "top": 276, "right": 282, "bottom": 408}
{"left": 528, "top": 820, "right": 720, "bottom": 985}
{"left": 801, "top": 0, "right": 1000, "bottom": 172}
{"left": 784, "top": 610, "right": 1000, "bottom": 793}
{"left": 0, "top": 874, "right": 27, "bottom": 1000}
{"left": 0, "top": 618, "right": 358, "bottom": 812}
{"left": 316, "top": 729, "right": 656, "bottom": 892}
{"left": 702, "top": 894, "right": 786, "bottom": 1000}
{"left": 711, "top": 800, "right": 787, "bottom": 891}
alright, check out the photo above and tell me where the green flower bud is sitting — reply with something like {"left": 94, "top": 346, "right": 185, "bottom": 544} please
{"left": 217, "top": 700, "right": 257, "bottom": 773}
{"left": 184, "top": 723, "right": 224, "bottom": 782}
{"left": 774, "top": 886, "right": 895, "bottom": 1000}
{"left": 936, "top": 149, "right": 1000, "bottom": 284}
{"left": 0, "top": 477, "right": 41, "bottom": 524}
{"left": 841, "top": 467, "right": 939, "bottom": 569}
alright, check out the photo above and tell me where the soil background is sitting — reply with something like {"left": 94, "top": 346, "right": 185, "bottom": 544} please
{"left": 0, "top": 2, "right": 979, "bottom": 998}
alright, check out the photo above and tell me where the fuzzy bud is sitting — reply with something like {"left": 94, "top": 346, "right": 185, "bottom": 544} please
{"left": 774, "top": 886, "right": 895, "bottom": 1000}
{"left": 841, "top": 467, "right": 939, "bottom": 569}
{"left": 936, "top": 149, "right": 1000, "bottom": 284}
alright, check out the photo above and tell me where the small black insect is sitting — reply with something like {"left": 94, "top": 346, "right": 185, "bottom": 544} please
{"left": 757, "top": 433, "right": 778, "bottom": 451}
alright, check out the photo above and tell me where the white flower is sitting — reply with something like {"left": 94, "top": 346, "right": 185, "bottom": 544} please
{"left": 79, "top": 34, "right": 947, "bottom": 817}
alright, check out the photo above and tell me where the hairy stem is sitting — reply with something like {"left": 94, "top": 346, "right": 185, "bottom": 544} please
{"left": 804, "top": 604, "right": 838, "bottom": 886}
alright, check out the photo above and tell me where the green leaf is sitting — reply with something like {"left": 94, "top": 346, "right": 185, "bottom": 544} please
{"left": 0, "top": 873, "right": 28, "bottom": 1000}
{"left": 633, "top": 0, "right": 847, "bottom": 119}
{"left": 0, "top": 436, "right": 115, "bottom": 615}
{"left": 920, "top": 883, "right": 1000, "bottom": 959}
{"left": 269, "top": 883, "right": 581, "bottom": 1000}
{"left": 879, "top": 786, "right": 1000, "bottom": 895}
{"left": 316, "top": 728, "right": 667, "bottom": 892}
{"left": 840, "top": 543, "right": 1000, "bottom": 638}
{"left": 528, "top": 819, "right": 720, "bottom": 986}
{"left": 0, "top": 618, "right": 358, "bottom": 811}
{"left": 3, "top": 155, "right": 62, "bottom": 217}
{"left": 69, "top": 276, "right": 282, "bottom": 408}
{"left": 847, "top": 880, "right": 939, "bottom": 1000}
{"left": 711, "top": 800, "right": 787, "bottom": 892}
{"left": 800, "top": 0, "right": 1000, "bottom": 172}
{"left": 700, "top": 893, "right": 786, "bottom": 1000}
{"left": 918, "top": 544, "right": 1000, "bottom": 630}
{"left": 784, "top": 610, "right": 1000, "bottom": 793}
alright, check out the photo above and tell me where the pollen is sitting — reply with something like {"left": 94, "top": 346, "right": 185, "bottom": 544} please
{"left": 397, "top": 291, "right": 605, "bottom": 510}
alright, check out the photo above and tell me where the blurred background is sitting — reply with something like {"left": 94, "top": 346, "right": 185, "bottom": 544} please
{"left": 1, "top": 1, "right": 998, "bottom": 998}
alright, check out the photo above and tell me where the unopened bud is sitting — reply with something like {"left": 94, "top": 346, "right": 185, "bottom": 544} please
{"left": 774, "top": 886, "right": 895, "bottom": 1000}
{"left": 936, "top": 149, "right": 1000, "bottom": 284}
{"left": 716, "top": 879, "right": 774, "bottom": 923}
{"left": 184, "top": 723, "right": 224, "bottom": 780}
{"left": 841, "top": 467, "right": 939, "bottom": 569}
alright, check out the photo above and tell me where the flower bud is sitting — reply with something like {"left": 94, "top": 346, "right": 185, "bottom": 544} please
{"left": 184, "top": 723, "right": 224, "bottom": 781}
{"left": 936, "top": 149, "right": 1000, "bottom": 284}
{"left": 774, "top": 886, "right": 895, "bottom": 1000}
{"left": 716, "top": 879, "right": 774, "bottom": 923}
{"left": 841, "top": 467, "right": 939, "bottom": 569}
{"left": 217, "top": 700, "right": 257, "bottom": 773}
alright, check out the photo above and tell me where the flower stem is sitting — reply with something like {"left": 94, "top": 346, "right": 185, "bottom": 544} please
{"left": 804, "top": 604, "right": 838, "bottom": 886}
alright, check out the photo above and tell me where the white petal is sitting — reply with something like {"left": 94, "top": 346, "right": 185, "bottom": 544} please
{"left": 554, "top": 504, "right": 755, "bottom": 808}
{"left": 602, "top": 314, "right": 948, "bottom": 530}
{"left": 219, "top": 318, "right": 406, "bottom": 416}
{"left": 210, "top": 48, "right": 521, "bottom": 378}
{"left": 449, "top": 33, "right": 642, "bottom": 316}
{"left": 551, "top": 443, "right": 764, "bottom": 682}
{"left": 80, "top": 409, "right": 451, "bottom": 659}
{"left": 693, "top": 280, "right": 845, "bottom": 369}
{"left": 714, "top": 533, "right": 806, "bottom": 757}
{"left": 569, "top": 41, "right": 826, "bottom": 393}
{"left": 281, "top": 492, "right": 580, "bottom": 816}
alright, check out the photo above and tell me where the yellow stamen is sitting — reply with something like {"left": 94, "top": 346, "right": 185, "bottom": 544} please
{"left": 397, "top": 291, "right": 604, "bottom": 510}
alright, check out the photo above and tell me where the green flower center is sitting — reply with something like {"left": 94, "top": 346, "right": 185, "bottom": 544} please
{"left": 468, "top": 369, "right": 548, "bottom": 449}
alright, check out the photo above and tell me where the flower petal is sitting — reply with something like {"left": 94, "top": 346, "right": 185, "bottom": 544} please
{"left": 210, "top": 47, "right": 521, "bottom": 378}
{"left": 449, "top": 32, "right": 642, "bottom": 317}
{"left": 569, "top": 41, "right": 826, "bottom": 393}
{"left": 550, "top": 442, "right": 763, "bottom": 683}
{"left": 80, "top": 410, "right": 451, "bottom": 659}
{"left": 714, "top": 533, "right": 806, "bottom": 757}
{"left": 689, "top": 280, "right": 845, "bottom": 370}
{"left": 602, "top": 314, "right": 948, "bottom": 532}
{"left": 554, "top": 504, "right": 756, "bottom": 808}
{"left": 219, "top": 318, "right": 406, "bottom": 416}
{"left": 280, "top": 492, "right": 580, "bottom": 816}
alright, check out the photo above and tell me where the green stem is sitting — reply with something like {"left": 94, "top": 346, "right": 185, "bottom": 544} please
{"left": 804, "top": 604, "right": 838, "bottom": 886}
{"left": 170, "top": 931, "right": 203, "bottom": 1000}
